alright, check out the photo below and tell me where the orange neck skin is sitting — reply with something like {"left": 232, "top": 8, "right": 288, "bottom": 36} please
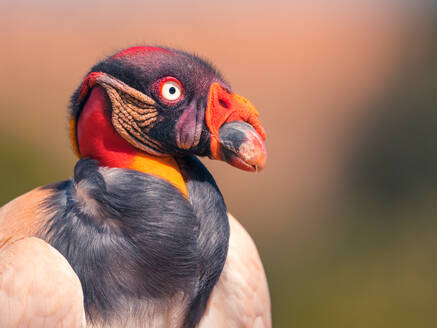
{"left": 76, "top": 86, "right": 188, "bottom": 197}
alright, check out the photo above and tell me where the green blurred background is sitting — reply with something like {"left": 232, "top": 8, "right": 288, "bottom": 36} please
{"left": 1, "top": 0, "right": 436, "bottom": 326}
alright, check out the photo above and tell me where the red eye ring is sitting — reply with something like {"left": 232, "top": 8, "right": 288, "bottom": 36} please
{"left": 156, "top": 77, "right": 184, "bottom": 105}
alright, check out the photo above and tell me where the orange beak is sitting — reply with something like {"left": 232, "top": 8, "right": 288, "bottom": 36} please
{"left": 205, "top": 83, "right": 267, "bottom": 172}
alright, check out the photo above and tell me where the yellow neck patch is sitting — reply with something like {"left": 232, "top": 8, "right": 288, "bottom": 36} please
{"left": 130, "top": 152, "right": 188, "bottom": 198}
{"left": 70, "top": 115, "right": 81, "bottom": 158}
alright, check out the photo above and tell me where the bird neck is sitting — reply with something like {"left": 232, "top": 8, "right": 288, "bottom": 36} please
{"left": 76, "top": 86, "right": 188, "bottom": 197}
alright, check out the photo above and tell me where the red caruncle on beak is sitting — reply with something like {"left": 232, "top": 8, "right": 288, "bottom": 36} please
{"left": 205, "top": 82, "right": 267, "bottom": 172}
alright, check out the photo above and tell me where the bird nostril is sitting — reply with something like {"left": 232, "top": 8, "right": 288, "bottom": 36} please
{"left": 219, "top": 99, "right": 229, "bottom": 109}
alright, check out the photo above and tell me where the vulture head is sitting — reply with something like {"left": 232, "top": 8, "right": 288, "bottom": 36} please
{"left": 70, "top": 46, "right": 267, "bottom": 173}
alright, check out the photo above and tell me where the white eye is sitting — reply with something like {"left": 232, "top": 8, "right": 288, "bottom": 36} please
{"left": 160, "top": 80, "right": 183, "bottom": 101}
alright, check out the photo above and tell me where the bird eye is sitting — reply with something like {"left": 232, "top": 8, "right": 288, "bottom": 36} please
{"left": 159, "top": 78, "right": 183, "bottom": 102}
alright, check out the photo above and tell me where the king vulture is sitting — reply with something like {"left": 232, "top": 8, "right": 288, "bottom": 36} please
{"left": 0, "top": 46, "right": 271, "bottom": 328}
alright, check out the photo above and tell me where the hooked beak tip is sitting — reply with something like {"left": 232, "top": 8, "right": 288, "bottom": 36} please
{"left": 236, "top": 133, "right": 267, "bottom": 171}
{"left": 214, "top": 121, "right": 267, "bottom": 172}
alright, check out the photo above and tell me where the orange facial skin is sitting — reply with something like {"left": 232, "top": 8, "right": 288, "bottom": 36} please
{"left": 205, "top": 82, "right": 267, "bottom": 171}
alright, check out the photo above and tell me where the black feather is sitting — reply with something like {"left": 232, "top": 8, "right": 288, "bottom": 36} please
{"left": 177, "top": 156, "right": 230, "bottom": 328}
{"left": 40, "top": 157, "right": 230, "bottom": 327}
{"left": 41, "top": 159, "right": 199, "bottom": 323}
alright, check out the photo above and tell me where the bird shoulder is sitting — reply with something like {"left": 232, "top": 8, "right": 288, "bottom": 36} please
{"left": 0, "top": 187, "right": 55, "bottom": 248}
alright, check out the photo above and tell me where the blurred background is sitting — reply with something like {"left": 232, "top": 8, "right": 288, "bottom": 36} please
{"left": 1, "top": 0, "right": 436, "bottom": 326}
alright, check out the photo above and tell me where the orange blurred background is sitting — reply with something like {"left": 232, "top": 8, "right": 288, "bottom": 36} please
{"left": 1, "top": 0, "right": 436, "bottom": 326}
